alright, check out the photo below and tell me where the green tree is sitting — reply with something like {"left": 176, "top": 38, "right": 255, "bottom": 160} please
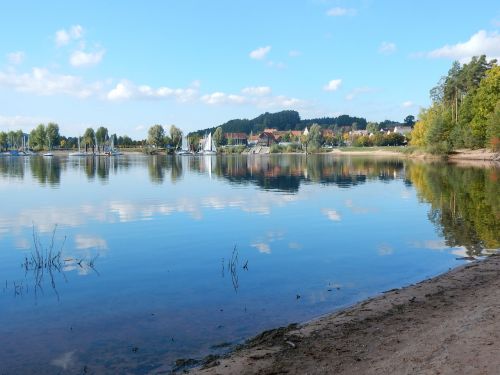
{"left": 189, "top": 133, "right": 200, "bottom": 151}
{"left": 281, "top": 131, "right": 291, "bottom": 142}
{"left": 46, "top": 123, "right": 60, "bottom": 149}
{"left": 169, "top": 125, "right": 182, "bottom": 149}
{"left": 83, "top": 128, "right": 96, "bottom": 148}
{"left": 31, "top": 124, "right": 47, "bottom": 150}
{"left": 486, "top": 102, "right": 500, "bottom": 151}
{"left": 366, "top": 122, "right": 380, "bottom": 133}
{"left": 0, "top": 131, "right": 7, "bottom": 151}
{"left": 95, "top": 126, "right": 109, "bottom": 146}
{"left": 469, "top": 65, "right": 500, "bottom": 148}
{"left": 309, "top": 124, "right": 323, "bottom": 147}
{"left": 120, "top": 135, "right": 133, "bottom": 147}
{"left": 148, "top": 124, "right": 165, "bottom": 147}
{"left": 404, "top": 115, "right": 415, "bottom": 126}
{"left": 213, "top": 126, "right": 225, "bottom": 146}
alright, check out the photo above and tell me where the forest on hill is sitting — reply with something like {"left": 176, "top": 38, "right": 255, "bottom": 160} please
{"left": 191, "top": 110, "right": 370, "bottom": 137}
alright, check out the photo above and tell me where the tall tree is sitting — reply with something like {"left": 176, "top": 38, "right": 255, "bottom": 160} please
{"left": 366, "top": 122, "right": 380, "bottom": 133}
{"left": 404, "top": 115, "right": 415, "bottom": 126}
{"left": 148, "top": 124, "right": 165, "bottom": 147}
{"left": 169, "top": 125, "right": 182, "bottom": 149}
{"left": 213, "top": 127, "right": 225, "bottom": 146}
{"left": 0, "top": 132, "right": 7, "bottom": 151}
{"left": 46, "top": 123, "right": 60, "bottom": 149}
{"left": 83, "top": 128, "right": 96, "bottom": 147}
{"left": 95, "top": 126, "right": 109, "bottom": 145}
{"left": 469, "top": 65, "right": 500, "bottom": 147}
{"left": 309, "top": 124, "right": 323, "bottom": 147}
{"left": 31, "top": 124, "right": 47, "bottom": 150}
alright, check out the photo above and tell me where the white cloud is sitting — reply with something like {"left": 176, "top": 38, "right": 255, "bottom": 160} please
{"left": 70, "top": 49, "right": 105, "bottom": 67}
{"left": 70, "top": 25, "right": 84, "bottom": 39}
{"left": 402, "top": 100, "right": 414, "bottom": 108}
{"left": 0, "top": 114, "right": 53, "bottom": 132}
{"left": 326, "top": 7, "right": 356, "bottom": 16}
{"left": 55, "top": 29, "right": 70, "bottom": 46}
{"left": 257, "top": 95, "right": 305, "bottom": 109}
{"left": 427, "top": 30, "right": 500, "bottom": 62}
{"left": 249, "top": 45, "right": 271, "bottom": 60}
{"left": 201, "top": 92, "right": 246, "bottom": 105}
{"left": 345, "top": 87, "right": 375, "bottom": 100}
{"left": 7, "top": 51, "right": 25, "bottom": 64}
{"left": 241, "top": 86, "right": 271, "bottom": 96}
{"left": 322, "top": 208, "right": 341, "bottom": 221}
{"left": 75, "top": 234, "right": 108, "bottom": 250}
{"left": 323, "top": 79, "right": 342, "bottom": 91}
{"left": 51, "top": 351, "right": 76, "bottom": 371}
{"left": 289, "top": 50, "right": 301, "bottom": 57}
{"left": 267, "top": 61, "right": 286, "bottom": 69}
{"left": 251, "top": 242, "right": 271, "bottom": 254}
{"left": 107, "top": 80, "right": 198, "bottom": 102}
{"left": 377, "top": 243, "right": 393, "bottom": 256}
{"left": 55, "top": 25, "right": 84, "bottom": 47}
{"left": 107, "top": 82, "right": 133, "bottom": 100}
{"left": 0, "top": 67, "right": 102, "bottom": 98}
{"left": 379, "top": 41, "right": 396, "bottom": 54}
{"left": 200, "top": 87, "right": 305, "bottom": 109}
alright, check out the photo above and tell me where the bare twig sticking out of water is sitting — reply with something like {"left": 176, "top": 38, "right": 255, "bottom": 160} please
{"left": 18, "top": 225, "right": 99, "bottom": 301}
{"left": 22, "top": 225, "right": 67, "bottom": 300}
{"left": 221, "top": 246, "right": 250, "bottom": 293}
{"left": 228, "top": 246, "right": 239, "bottom": 292}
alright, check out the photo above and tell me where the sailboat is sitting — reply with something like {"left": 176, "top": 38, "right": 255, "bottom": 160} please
{"left": 200, "top": 133, "right": 217, "bottom": 155}
{"left": 106, "top": 136, "right": 122, "bottom": 156}
{"left": 176, "top": 135, "right": 192, "bottom": 155}
{"left": 69, "top": 136, "right": 87, "bottom": 157}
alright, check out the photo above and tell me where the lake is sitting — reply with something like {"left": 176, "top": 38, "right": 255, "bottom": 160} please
{"left": 0, "top": 154, "right": 498, "bottom": 374}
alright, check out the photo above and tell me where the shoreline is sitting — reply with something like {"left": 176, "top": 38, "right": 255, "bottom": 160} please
{"left": 4, "top": 148, "right": 499, "bottom": 162}
{"left": 192, "top": 254, "right": 500, "bottom": 374}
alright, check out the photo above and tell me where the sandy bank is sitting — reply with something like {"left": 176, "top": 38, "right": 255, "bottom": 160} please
{"left": 329, "top": 149, "right": 405, "bottom": 157}
{"left": 193, "top": 254, "right": 500, "bottom": 375}
{"left": 448, "top": 149, "right": 500, "bottom": 162}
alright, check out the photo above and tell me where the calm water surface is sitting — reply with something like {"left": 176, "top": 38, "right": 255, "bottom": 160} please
{"left": 0, "top": 154, "right": 498, "bottom": 374}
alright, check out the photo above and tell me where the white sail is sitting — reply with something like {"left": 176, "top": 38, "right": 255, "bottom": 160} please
{"left": 203, "top": 133, "right": 212, "bottom": 151}
{"left": 181, "top": 135, "right": 189, "bottom": 151}
{"left": 203, "top": 133, "right": 217, "bottom": 153}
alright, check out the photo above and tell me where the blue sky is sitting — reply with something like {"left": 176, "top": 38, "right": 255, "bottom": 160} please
{"left": 0, "top": 0, "right": 499, "bottom": 137}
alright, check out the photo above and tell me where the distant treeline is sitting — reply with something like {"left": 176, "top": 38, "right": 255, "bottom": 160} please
{"left": 0, "top": 124, "right": 145, "bottom": 152}
{"left": 190, "top": 110, "right": 385, "bottom": 136}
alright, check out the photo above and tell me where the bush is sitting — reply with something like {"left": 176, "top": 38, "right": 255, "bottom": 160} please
{"left": 426, "top": 141, "right": 451, "bottom": 155}
{"left": 270, "top": 144, "right": 283, "bottom": 153}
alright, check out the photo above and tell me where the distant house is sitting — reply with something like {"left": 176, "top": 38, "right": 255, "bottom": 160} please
{"left": 349, "top": 130, "right": 369, "bottom": 137}
{"left": 290, "top": 130, "right": 302, "bottom": 138}
{"left": 258, "top": 131, "right": 277, "bottom": 146}
{"left": 263, "top": 128, "right": 278, "bottom": 134}
{"left": 393, "top": 126, "right": 413, "bottom": 136}
{"left": 248, "top": 134, "right": 259, "bottom": 146}
{"left": 225, "top": 132, "right": 248, "bottom": 145}
{"left": 303, "top": 127, "right": 309, "bottom": 136}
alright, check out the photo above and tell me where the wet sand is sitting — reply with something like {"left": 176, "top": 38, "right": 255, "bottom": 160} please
{"left": 193, "top": 254, "right": 500, "bottom": 375}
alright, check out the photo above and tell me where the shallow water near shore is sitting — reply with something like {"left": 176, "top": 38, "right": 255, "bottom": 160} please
{"left": 0, "top": 154, "right": 498, "bottom": 374}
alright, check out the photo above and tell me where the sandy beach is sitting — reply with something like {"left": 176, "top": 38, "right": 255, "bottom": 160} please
{"left": 192, "top": 254, "right": 500, "bottom": 375}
